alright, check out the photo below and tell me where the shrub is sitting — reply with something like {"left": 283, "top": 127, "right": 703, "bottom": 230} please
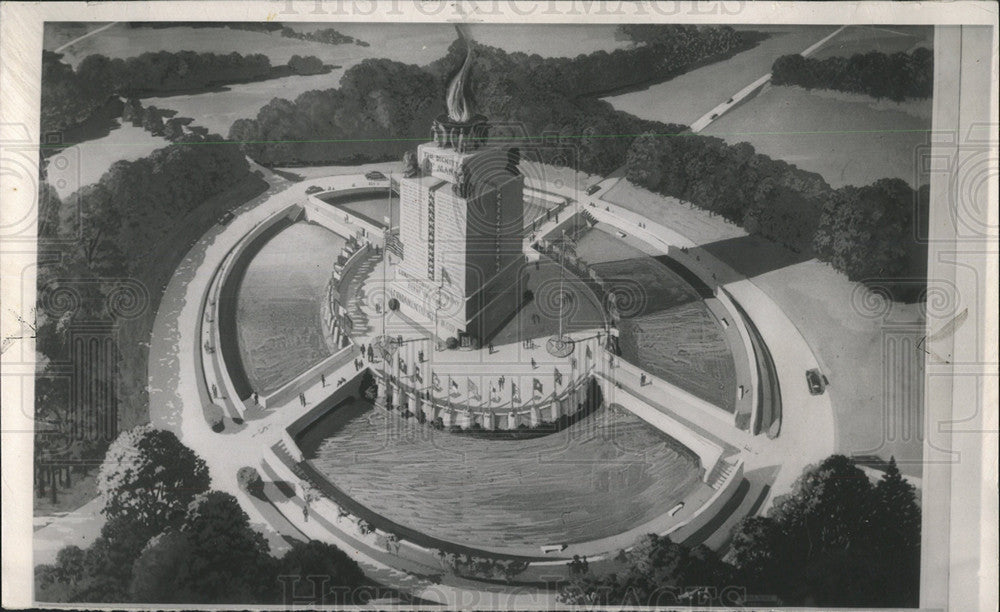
{"left": 205, "top": 404, "right": 225, "bottom": 432}
{"left": 237, "top": 466, "right": 264, "bottom": 496}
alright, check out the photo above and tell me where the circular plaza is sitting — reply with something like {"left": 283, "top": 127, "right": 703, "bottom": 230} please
{"left": 146, "top": 166, "right": 834, "bottom": 604}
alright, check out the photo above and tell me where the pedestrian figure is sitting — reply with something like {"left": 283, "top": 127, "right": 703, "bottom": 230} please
{"left": 488, "top": 342, "right": 494, "bottom": 354}
{"left": 418, "top": 350, "right": 424, "bottom": 363}
{"left": 531, "top": 358, "right": 537, "bottom": 369}
{"left": 640, "top": 373, "right": 647, "bottom": 386}
{"left": 359, "top": 343, "right": 366, "bottom": 357}
{"left": 367, "top": 345, "right": 374, "bottom": 361}
{"left": 499, "top": 376, "right": 505, "bottom": 390}
{"left": 253, "top": 392, "right": 259, "bottom": 404}
{"left": 211, "top": 383, "right": 218, "bottom": 398}
{"left": 321, "top": 374, "right": 326, "bottom": 387}
{"left": 299, "top": 393, "right": 306, "bottom": 406}
{"left": 303, "top": 503, "right": 309, "bottom": 523}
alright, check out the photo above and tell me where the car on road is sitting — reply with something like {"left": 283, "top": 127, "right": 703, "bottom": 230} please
{"left": 365, "top": 170, "right": 387, "bottom": 181}
{"left": 586, "top": 184, "right": 601, "bottom": 195}
{"left": 806, "top": 368, "right": 826, "bottom": 395}
{"left": 726, "top": 97, "right": 734, "bottom": 103}
{"left": 710, "top": 112, "right": 719, "bottom": 120}
{"left": 305, "top": 185, "right": 324, "bottom": 195}
{"left": 218, "top": 211, "right": 235, "bottom": 226}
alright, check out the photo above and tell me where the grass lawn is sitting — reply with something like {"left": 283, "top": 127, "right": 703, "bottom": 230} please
{"left": 45, "top": 124, "right": 171, "bottom": 199}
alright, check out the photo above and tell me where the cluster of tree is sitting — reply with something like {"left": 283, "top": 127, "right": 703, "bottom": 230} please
{"left": 126, "top": 22, "right": 283, "bottom": 33}
{"left": 229, "top": 58, "right": 444, "bottom": 165}
{"left": 626, "top": 132, "right": 829, "bottom": 252}
{"left": 287, "top": 54, "right": 326, "bottom": 75}
{"left": 35, "top": 426, "right": 367, "bottom": 604}
{"left": 42, "top": 50, "right": 322, "bottom": 136}
{"left": 125, "top": 22, "right": 368, "bottom": 46}
{"left": 625, "top": 132, "right": 928, "bottom": 281}
{"left": 437, "top": 25, "right": 746, "bottom": 100}
{"left": 73, "top": 50, "right": 273, "bottom": 95}
{"left": 229, "top": 27, "right": 748, "bottom": 171}
{"left": 280, "top": 25, "right": 368, "bottom": 46}
{"left": 730, "top": 455, "right": 920, "bottom": 607}
{"left": 814, "top": 178, "right": 929, "bottom": 284}
{"left": 560, "top": 455, "right": 920, "bottom": 608}
{"left": 771, "top": 47, "right": 933, "bottom": 102}
{"left": 436, "top": 551, "right": 529, "bottom": 582}
{"left": 34, "top": 137, "right": 254, "bottom": 500}
{"left": 121, "top": 98, "right": 207, "bottom": 142}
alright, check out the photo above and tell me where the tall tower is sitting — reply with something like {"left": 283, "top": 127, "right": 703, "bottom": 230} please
{"left": 387, "top": 34, "right": 525, "bottom": 346}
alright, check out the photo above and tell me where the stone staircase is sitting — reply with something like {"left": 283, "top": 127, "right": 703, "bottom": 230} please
{"left": 341, "top": 252, "right": 381, "bottom": 336}
{"left": 707, "top": 457, "right": 739, "bottom": 490}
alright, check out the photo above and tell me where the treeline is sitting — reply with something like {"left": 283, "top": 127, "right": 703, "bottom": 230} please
{"left": 771, "top": 47, "right": 933, "bottom": 102}
{"left": 230, "top": 26, "right": 751, "bottom": 172}
{"left": 561, "top": 455, "right": 920, "bottom": 608}
{"left": 34, "top": 136, "right": 256, "bottom": 501}
{"left": 468, "top": 25, "right": 747, "bottom": 99}
{"left": 41, "top": 50, "right": 324, "bottom": 135}
{"left": 229, "top": 59, "right": 444, "bottom": 166}
{"left": 36, "top": 426, "right": 368, "bottom": 603}
{"left": 626, "top": 132, "right": 928, "bottom": 284}
{"left": 127, "top": 21, "right": 368, "bottom": 46}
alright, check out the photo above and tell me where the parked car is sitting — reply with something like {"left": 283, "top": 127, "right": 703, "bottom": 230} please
{"left": 586, "top": 184, "right": 601, "bottom": 195}
{"left": 218, "top": 211, "right": 235, "bottom": 226}
{"left": 365, "top": 170, "right": 387, "bottom": 181}
{"left": 806, "top": 368, "right": 826, "bottom": 395}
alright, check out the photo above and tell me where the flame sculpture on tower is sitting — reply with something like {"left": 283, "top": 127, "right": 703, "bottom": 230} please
{"left": 389, "top": 25, "right": 526, "bottom": 348}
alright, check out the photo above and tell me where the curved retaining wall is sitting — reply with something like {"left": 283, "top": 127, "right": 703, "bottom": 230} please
{"left": 216, "top": 207, "right": 302, "bottom": 402}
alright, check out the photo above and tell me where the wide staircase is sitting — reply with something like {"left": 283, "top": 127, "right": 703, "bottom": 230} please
{"left": 706, "top": 456, "right": 739, "bottom": 490}
{"left": 340, "top": 252, "right": 381, "bottom": 337}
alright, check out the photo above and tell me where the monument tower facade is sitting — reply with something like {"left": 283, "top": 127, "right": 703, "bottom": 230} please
{"left": 388, "top": 34, "right": 525, "bottom": 346}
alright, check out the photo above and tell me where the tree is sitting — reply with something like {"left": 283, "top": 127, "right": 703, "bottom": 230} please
{"left": 274, "top": 540, "right": 366, "bottom": 604}
{"left": 175, "top": 491, "right": 275, "bottom": 603}
{"left": 287, "top": 54, "right": 325, "bottom": 75}
{"left": 813, "top": 178, "right": 915, "bottom": 281}
{"left": 729, "top": 454, "right": 921, "bottom": 607}
{"left": 128, "top": 530, "right": 193, "bottom": 603}
{"left": 559, "top": 534, "right": 737, "bottom": 606}
{"left": 97, "top": 425, "right": 211, "bottom": 529}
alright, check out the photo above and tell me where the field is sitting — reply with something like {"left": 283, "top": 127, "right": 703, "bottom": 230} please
{"left": 235, "top": 222, "right": 345, "bottom": 394}
{"left": 45, "top": 124, "right": 170, "bottom": 199}
{"left": 808, "top": 25, "right": 933, "bottom": 60}
{"left": 601, "top": 25, "right": 842, "bottom": 126}
{"left": 702, "top": 84, "right": 931, "bottom": 188}
{"left": 299, "top": 399, "right": 704, "bottom": 550}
